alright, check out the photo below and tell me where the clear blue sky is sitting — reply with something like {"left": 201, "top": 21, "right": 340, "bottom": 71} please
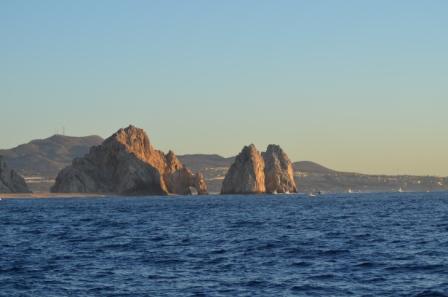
{"left": 1, "top": 1, "right": 447, "bottom": 175}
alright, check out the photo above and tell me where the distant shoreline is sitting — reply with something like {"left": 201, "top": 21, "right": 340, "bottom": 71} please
{"left": 2, "top": 191, "right": 447, "bottom": 199}
{"left": 0, "top": 193, "right": 110, "bottom": 199}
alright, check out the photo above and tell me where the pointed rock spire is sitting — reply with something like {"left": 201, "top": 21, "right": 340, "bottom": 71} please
{"left": 263, "top": 144, "right": 297, "bottom": 193}
{"left": 221, "top": 144, "right": 266, "bottom": 194}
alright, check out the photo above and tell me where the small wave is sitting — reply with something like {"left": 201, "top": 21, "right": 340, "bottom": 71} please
{"left": 210, "top": 248, "right": 226, "bottom": 255}
{"left": 413, "top": 291, "right": 448, "bottom": 297}
{"left": 245, "top": 280, "right": 267, "bottom": 288}
{"left": 291, "top": 284, "right": 326, "bottom": 292}
{"left": 245, "top": 242, "right": 281, "bottom": 252}
{"left": 355, "top": 261, "right": 382, "bottom": 268}
{"left": 283, "top": 247, "right": 305, "bottom": 256}
{"left": 319, "top": 249, "right": 350, "bottom": 256}
{"left": 290, "top": 261, "right": 313, "bottom": 267}
{"left": 153, "top": 258, "right": 185, "bottom": 265}
{"left": 229, "top": 220, "right": 265, "bottom": 228}
{"left": 307, "top": 273, "right": 335, "bottom": 280}
{"left": 385, "top": 264, "right": 445, "bottom": 273}
{"left": 203, "top": 257, "right": 226, "bottom": 265}
{"left": 147, "top": 274, "right": 177, "bottom": 280}
{"left": 149, "top": 236, "right": 167, "bottom": 242}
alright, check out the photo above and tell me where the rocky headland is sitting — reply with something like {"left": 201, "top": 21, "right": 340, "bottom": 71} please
{"left": 221, "top": 144, "right": 297, "bottom": 194}
{"left": 51, "top": 125, "right": 207, "bottom": 195}
{"left": 0, "top": 156, "right": 30, "bottom": 193}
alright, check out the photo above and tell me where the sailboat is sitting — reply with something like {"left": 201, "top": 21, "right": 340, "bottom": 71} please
{"left": 398, "top": 187, "right": 403, "bottom": 193}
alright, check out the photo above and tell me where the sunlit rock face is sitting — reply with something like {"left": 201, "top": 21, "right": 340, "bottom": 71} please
{"left": 263, "top": 144, "right": 297, "bottom": 194}
{"left": 164, "top": 150, "right": 208, "bottom": 195}
{"left": 0, "top": 156, "right": 30, "bottom": 193}
{"left": 221, "top": 144, "right": 297, "bottom": 195}
{"left": 51, "top": 125, "right": 207, "bottom": 195}
{"left": 221, "top": 144, "right": 266, "bottom": 194}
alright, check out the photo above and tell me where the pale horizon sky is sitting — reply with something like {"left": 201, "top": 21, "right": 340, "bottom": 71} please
{"left": 1, "top": 1, "right": 447, "bottom": 176}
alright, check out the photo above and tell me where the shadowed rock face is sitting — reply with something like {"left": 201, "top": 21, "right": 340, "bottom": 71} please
{"left": 0, "top": 156, "right": 30, "bottom": 193}
{"left": 51, "top": 126, "right": 207, "bottom": 195}
{"left": 221, "top": 144, "right": 265, "bottom": 194}
{"left": 263, "top": 145, "right": 297, "bottom": 194}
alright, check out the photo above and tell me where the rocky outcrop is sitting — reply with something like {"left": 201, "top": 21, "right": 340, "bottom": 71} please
{"left": 221, "top": 144, "right": 266, "bottom": 194}
{"left": 221, "top": 144, "right": 297, "bottom": 194}
{"left": 163, "top": 151, "right": 208, "bottom": 195}
{"left": 51, "top": 125, "right": 207, "bottom": 195}
{"left": 0, "top": 156, "right": 30, "bottom": 193}
{"left": 262, "top": 145, "right": 297, "bottom": 193}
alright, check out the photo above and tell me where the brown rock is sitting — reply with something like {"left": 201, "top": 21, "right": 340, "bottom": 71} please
{"left": 164, "top": 151, "right": 208, "bottom": 195}
{"left": 0, "top": 156, "right": 31, "bottom": 193}
{"left": 193, "top": 172, "right": 208, "bottom": 195}
{"left": 51, "top": 125, "right": 207, "bottom": 195}
{"left": 262, "top": 144, "right": 297, "bottom": 194}
{"left": 221, "top": 144, "right": 265, "bottom": 194}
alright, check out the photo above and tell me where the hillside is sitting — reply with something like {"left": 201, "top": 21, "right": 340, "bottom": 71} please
{"left": 0, "top": 134, "right": 103, "bottom": 177}
{"left": 178, "top": 154, "right": 233, "bottom": 194}
{"left": 0, "top": 135, "right": 103, "bottom": 192}
{"left": 293, "top": 161, "right": 335, "bottom": 174}
{"left": 178, "top": 154, "right": 234, "bottom": 171}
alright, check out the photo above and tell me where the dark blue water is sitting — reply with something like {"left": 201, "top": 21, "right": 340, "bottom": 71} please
{"left": 1, "top": 193, "right": 448, "bottom": 297}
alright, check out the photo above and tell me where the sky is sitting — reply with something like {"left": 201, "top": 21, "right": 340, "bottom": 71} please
{"left": 1, "top": 0, "right": 447, "bottom": 176}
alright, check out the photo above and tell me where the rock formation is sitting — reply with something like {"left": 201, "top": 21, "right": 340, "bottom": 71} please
{"left": 262, "top": 145, "right": 297, "bottom": 193}
{"left": 221, "top": 144, "right": 297, "bottom": 194}
{"left": 0, "top": 156, "right": 30, "bottom": 193}
{"left": 163, "top": 150, "right": 208, "bottom": 195}
{"left": 221, "top": 144, "right": 266, "bottom": 194}
{"left": 51, "top": 125, "right": 207, "bottom": 195}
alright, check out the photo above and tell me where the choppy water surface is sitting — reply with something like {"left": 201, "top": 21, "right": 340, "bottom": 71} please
{"left": 1, "top": 193, "right": 448, "bottom": 296}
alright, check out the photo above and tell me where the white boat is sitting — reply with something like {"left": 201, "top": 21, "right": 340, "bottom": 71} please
{"left": 398, "top": 187, "right": 403, "bottom": 193}
{"left": 308, "top": 191, "right": 322, "bottom": 197}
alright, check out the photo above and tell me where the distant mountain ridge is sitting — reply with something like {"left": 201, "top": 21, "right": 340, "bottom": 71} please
{"left": 178, "top": 154, "right": 234, "bottom": 171}
{"left": 293, "top": 161, "right": 335, "bottom": 174}
{"left": 0, "top": 134, "right": 103, "bottom": 178}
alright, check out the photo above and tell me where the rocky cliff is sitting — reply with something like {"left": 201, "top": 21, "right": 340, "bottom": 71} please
{"left": 263, "top": 145, "right": 297, "bottom": 193}
{"left": 221, "top": 144, "right": 297, "bottom": 194}
{"left": 163, "top": 150, "right": 208, "bottom": 195}
{"left": 221, "top": 144, "right": 266, "bottom": 194}
{"left": 0, "top": 156, "right": 30, "bottom": 193}
{"left": 51, "top": 125, "right": 207, "bottom": 195}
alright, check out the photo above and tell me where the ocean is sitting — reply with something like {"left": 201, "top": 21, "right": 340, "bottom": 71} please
{"left": 1, "top": 193, "right": 448, "bottom": 296}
